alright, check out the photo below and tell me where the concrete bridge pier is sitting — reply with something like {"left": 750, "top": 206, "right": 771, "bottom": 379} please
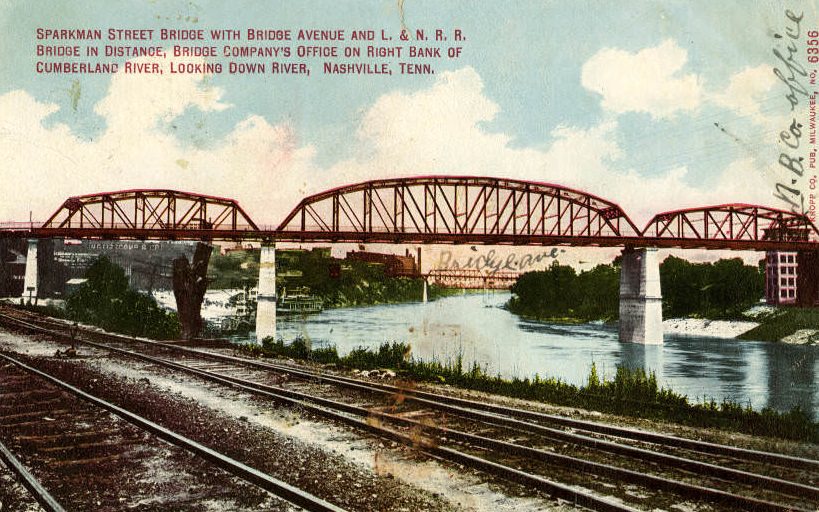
{"left": 619, "top": 247, "right": 663, "bottom": 344}
{"left": 255, "top": 243, "right": 277, "bottom": 345}
{"left": 21, "top": 239, "right": 38, "bottom": 305}
{"left": 422, "top": 279, "right": 428, "bottom": 303}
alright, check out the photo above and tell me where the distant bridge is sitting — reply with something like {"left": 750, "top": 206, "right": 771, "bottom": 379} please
{"left": 426, "top": 269, "right": 519, "bottom": 289}
{"left": 1, "top": 176, "right": 817, "bottom": 251}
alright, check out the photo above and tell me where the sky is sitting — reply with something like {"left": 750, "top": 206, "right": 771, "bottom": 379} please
{"left": 0, "top": 0, "right": 815, "bottom": 266}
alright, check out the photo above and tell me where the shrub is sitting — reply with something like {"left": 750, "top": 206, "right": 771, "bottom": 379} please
{"left": 65, "top": 256, "right": 179, "bottom": 339}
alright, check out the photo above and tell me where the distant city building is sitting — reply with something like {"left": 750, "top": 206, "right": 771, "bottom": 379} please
{"left": 765, "top": 251, "right": 797, "bottom": 305}
{"left": 345, "top": 250, "right": 419, "bottom": 277}
{"left": 55, "top": 239, "right": 199, "bottom": 294}
{"left": 64, "top": 278, "right": 88, "bottom": 296}
{"left": 0, "top": 238, "right": 199, "bottom": 299}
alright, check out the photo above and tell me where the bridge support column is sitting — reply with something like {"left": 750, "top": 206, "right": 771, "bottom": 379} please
{"left": 21, "top": 239, "right": 38, "bottom": 305}
{"left": 422, "top": 279, "right": 428, "bottom": 303}
{"left": 255, "top": 243, "right": 277, "bottom": 345}
{"left": 619, "top": 247, "right": 663, "bottom": 344}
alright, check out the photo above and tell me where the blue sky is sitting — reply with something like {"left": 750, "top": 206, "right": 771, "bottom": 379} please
{"left": 0, "top": 0, "right": 814, "bottom": 234}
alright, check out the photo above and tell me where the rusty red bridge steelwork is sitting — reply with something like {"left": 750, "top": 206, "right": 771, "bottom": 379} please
{"left": 1, "top": 176, "right": 817, "bottom": 251}
{"left": 4, "top": 176, "right": 819, "bottom": 344}
{"left": 426, "top": 269, "right": 520, "bottom": 290}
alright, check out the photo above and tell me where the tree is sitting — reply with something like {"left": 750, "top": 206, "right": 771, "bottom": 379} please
{"left": 173, "top": 242, "right": 211, "bottom": 340}
{"left": 509, "top": 256, "right": 763, "bottom": 322}
{"left": 660, "top": 256, "right": 763, "bottom": 319}
{"left": 66, "top": 256, "right": 180, "bottom": 339}
{"left": 509, "top": 261, "right": 617, "bottom": 320}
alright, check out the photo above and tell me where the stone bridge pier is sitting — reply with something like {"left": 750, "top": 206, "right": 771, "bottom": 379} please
{"left": 619, "top": 247, "right": 663, "bottom": 344}
{"left": 255, "top": 242, "right": 277, "bottom": 344}
{"left": 21, "top": 239, "right": 38, "bottom": 304}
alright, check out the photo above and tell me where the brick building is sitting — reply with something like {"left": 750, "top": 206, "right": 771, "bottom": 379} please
{"left": 345, "top": 249, "right": 419, "bottom": 277}
{"left": 765, "top": 251, "right": 797, "bottom": 305}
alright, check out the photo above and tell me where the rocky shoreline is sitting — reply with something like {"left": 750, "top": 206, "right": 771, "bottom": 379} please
{"left": 662, "top": 318, "right": 759, "bottom": 339}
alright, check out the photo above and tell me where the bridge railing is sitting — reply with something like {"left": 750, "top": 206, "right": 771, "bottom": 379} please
{"left": 3, "top": 222, "right": 262, "bottom": 232}
{"left": 0, "top": 222, "right": 43, "bottom": 231}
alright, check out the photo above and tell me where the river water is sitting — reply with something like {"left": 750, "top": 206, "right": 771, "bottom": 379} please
{"left": 268, "top": 292, "right": 818, "bottom": 418}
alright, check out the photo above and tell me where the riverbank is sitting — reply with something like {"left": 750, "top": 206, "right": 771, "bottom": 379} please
{"left": 240, "top": 338, "right": 819, "bottom": 443}
{"left": 506, "top": 314, "right": 761, "bottom": 338}
{"left": 738, "top": 308, "right": 819, "bottom": 343}
{"left": 663, "top": 318, "right": 759, "bottom": 338}
{"left": 503, "top": 309, "right": 760, "bottom": 338}
{"left": 318, "top": 278, "right": 456, "bottom": 308}
{"left": 152, "top": 285, "right": 458, "bottom": 334}
{"left": 510, "top": 302, "right": 818, "bottom": 343}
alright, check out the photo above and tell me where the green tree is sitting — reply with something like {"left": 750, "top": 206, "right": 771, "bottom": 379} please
{"left": 66, "top": 256, "right": 180, "bottom": 339}
{"left": 509, "top": 261, "right": 615, "bottom": 320}
{"left": 509, "top": 256, "right": 763, "bottom": 322}
{"left": 660, "top": 256, "right": 763, "bottom": 319}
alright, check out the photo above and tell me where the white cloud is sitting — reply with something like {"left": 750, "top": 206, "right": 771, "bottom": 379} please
{"left": 0, "top": 61, "right": 777, "bottom": 237}
{"left": 95, "top": 61, "right": 230, "bottom": 135}
{"left": 581, "top": 39, "right": 703, "bottom": 119}
{"left": 325, "top": 68, "right": 771, "bottom": 228}
{"left": 710, "top": 65, "right": 778, "bottom": 125}
{"left": 330, "top": 68, "right": 530, "bottom": 183}
{"left": 0, "top": 55, "right": 317, "bottom": 224}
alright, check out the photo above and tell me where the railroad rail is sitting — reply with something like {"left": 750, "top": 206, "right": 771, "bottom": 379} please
{"left": 0, "top": 346, "right": 344, "bottom": 511}
{"left": 1, "top": 308, "right": 817, "bottom": 511}
{"left": 0, "top": 437, "right": 65, "bottom": 512}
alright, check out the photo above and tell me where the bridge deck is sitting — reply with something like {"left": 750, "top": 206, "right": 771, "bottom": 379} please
{"left": 1, "top": 227, "right": 818, "bottom": 251}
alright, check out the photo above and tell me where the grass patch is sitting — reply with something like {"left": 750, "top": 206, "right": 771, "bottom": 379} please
{"left": 238, "top": 339, "right": 818, "bottom": 443}
{"left": 738, "top": 308, "right": 819, "bottom": 342}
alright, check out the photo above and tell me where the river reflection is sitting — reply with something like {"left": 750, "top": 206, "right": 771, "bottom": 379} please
{"left": 267, "top": 292, "right": 818, "bottom": 417}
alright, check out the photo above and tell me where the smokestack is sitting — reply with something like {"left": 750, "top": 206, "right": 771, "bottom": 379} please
{"left": 416, "top": 247, "right": 422, "bottom": 275}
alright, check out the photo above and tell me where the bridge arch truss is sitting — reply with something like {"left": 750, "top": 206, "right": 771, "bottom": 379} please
{"left": 276, "top": 176, "right": 641, "bottom": 245}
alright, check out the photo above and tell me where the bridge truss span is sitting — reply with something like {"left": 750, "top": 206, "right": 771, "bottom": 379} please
{"left": 642, "top": 204, "right": 819, "bottom": 250}
{"left": 276, "top": 176, "right": 642, "bottom": 245}
{"left": 39, "top": 189, "right": 260, "bottom": 239}
{"left": 426, "top": 269, "right": 520, "bottom": 289}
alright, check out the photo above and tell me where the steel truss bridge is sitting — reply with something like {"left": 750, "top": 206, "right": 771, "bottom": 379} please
{"left": 2, "top": 177, "right": 817, "bottom": 251}
{"left": 426, "top": 269, "right": 519, "bottom": 289}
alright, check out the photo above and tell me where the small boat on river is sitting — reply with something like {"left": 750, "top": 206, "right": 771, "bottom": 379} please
{"left": 277, "top": 287, "right": 323, "bottom": 314}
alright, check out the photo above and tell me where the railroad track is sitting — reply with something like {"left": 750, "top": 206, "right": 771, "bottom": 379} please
{"left": 1, "top": 307, "right": 817, "bottom": 511}
{"left": 0, "top": 435, "right": 64, "bottom": 512}
{"left": 0, "top": 345, "right": 344, "bottom": 511}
